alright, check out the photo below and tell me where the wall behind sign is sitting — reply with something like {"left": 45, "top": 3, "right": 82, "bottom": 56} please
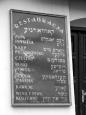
{"left": 0, "top": 0, "right": 75, "bottom": 115}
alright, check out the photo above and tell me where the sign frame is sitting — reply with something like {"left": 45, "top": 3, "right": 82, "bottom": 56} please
{"left": 10, "top": 9, "right": 72, "bottom": 107}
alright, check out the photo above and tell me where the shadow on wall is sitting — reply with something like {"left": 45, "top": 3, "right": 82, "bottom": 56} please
{"left": 35, "top": 0, "right": 67, "bottom": 5}
{"left": 70, "top": 18, "right": 86, "bottom": 27}
{"left": 69, "top": 0, "right": 86, "bottom": 13}
{"left": 0, "top": 0, "right": 67, "bottom": 6}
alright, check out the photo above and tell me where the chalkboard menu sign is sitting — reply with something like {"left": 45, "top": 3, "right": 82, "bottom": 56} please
{"left": 10, "top": 9, "right": 71, "bottom": 106}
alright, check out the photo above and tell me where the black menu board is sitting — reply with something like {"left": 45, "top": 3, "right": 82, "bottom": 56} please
{"left": 10, "top": 9, "right": 71, "bottom": 106}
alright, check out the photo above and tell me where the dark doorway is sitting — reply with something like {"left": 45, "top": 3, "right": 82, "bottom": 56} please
{"left": 71, "top": 27, "right": 86, "bottom": 115}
